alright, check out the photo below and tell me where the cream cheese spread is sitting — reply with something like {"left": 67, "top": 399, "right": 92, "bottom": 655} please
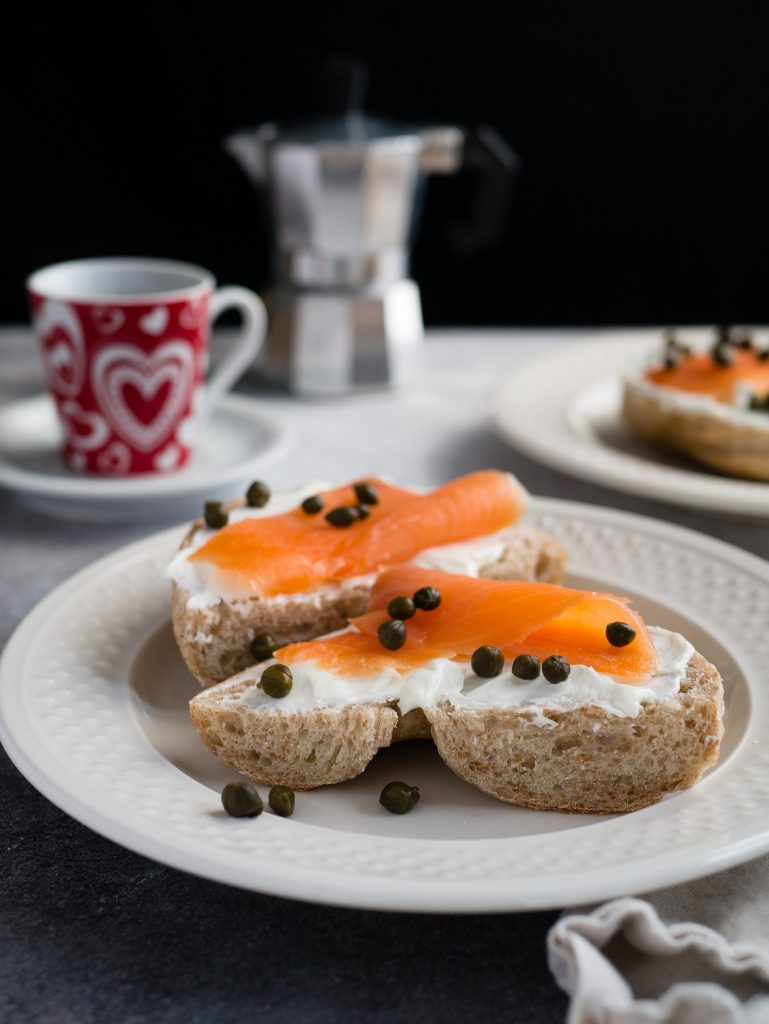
{"left": 626, "top": 366, "right": 769, "bottom": 432}
{"left": 223, "top": 627, "right": 692, "bottom": 726}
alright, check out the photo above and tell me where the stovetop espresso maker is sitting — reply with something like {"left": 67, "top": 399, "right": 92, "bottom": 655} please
{"left": 225, "top": 65, "right": 518, "bottom": 395}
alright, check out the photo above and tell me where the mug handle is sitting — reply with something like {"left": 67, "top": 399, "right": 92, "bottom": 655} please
{"left": 204, "top": 286, "right": 267, "bottom": 414}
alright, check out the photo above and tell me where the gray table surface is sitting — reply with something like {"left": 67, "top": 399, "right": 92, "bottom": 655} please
{"left": 2, "top": 327, "right": 767, "bottom": 1024}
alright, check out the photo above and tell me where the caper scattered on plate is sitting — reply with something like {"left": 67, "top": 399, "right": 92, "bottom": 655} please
{"left": 471, "top": 645, "right": 504, "bottom": 678}
{"left": 268, "top": 785, "right": 295, "bottom": 818}
{"left": 222, "top": 782, "right": 263, "bottom": 818}
{"left": 250, "top": 631, "right": 277, "bottom": 662}
{"left": 378, "top": 619, "right": 406, "bottom": 650}
{"left": 204, "top": 500, "right": 228, "bottom": 529}
{"left": 258, "top": 663, "right": 293, "bottom": 698}
{"left": 325, "top": 506, "right": 359, "bottom": 527}
{"left": 301, "top": 494, "right": 324, "bottom": 515}
{"left": 758, "top": 349, "right": 769, "bottom": 363}
{"left": 512, "top": 653, "right": 540, "bottom": 680}
{"left": 606, "top": 621, "right": 637, "bottom": 647}
{"left": 354, "top": 481, "right": 380, "bottom": 505}
{"left": 355, "top": 503, "right": 371, "bottom": 519}
{"left": 542, "top": 655, "right": 571, "bottom": 684}
{"left": 246, "top": 480, "right": 271, "bottom": 508}
{"left": 387, "top": 595, "right": 416, "bottom": 620}
{"left": 413, "top": 586, "right": 441, "bottom": 611}
{"left": 379, "top": 781, "right": 420, "bottom": 815}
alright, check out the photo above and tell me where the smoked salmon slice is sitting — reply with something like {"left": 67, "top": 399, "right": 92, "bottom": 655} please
{"left": 278, "top": 566, "right": 657, "bottom": 681}
{"left": 647, "top": 349, "right": 769, "bottom": 403}
{"left": 189, "top": 471, "right": 526, "bottom": 598}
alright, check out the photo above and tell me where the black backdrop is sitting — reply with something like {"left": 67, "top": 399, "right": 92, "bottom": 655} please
{"left": 5, "top": 2, "right": 769, "bottom": 327}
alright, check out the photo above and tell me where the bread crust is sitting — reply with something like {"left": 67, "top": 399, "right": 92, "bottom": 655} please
{"left": 426, "top": 652, "right": 723, "bottom": 813}
{"left": 173, "top": 506, "right": 569, "bottom": 688}
{"left": 189, "top": 651, "right": 723, "bottom": 811}
{"left": 623, "top": 377, "right": 769, "bottom": 480}
{"left": 190, "top": 681, "right": 398, "bottom": 790}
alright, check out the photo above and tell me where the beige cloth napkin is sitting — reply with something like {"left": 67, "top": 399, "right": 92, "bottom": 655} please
{"left": 548, "top": 857, "right": 769, "bottom": 1023}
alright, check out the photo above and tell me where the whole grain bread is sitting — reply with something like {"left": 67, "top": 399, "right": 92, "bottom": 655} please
{"left": 623, "top": 377, "right": 769, "bottom": 481}
{"left": 189, "top": 651, "right": 723, "bottom": 811}
{"left": 426, "top": 652, "right": 723, "bottom": 813}
{"left": 173, "top": 511, "right": 568, "bottom": 688}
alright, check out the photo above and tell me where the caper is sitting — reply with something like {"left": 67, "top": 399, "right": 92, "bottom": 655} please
{"left": 325, "top": 506, "right": 359, "bottom": 527}
{"left": 268, "top": 785, "right": 295, "bottom": 818}
{"left": 378, "top": 619, "right": 406, "bottom": 651}
{"left": 759, "top": 349, "right": 769, "bottom": 362}
{"left": 249, "top": 631, "right": 277, "bottom": 662}
{"left": 413, "top": 586, "right": 441, "bottom": 611}
{"left": 246, "top": 480, "right": 271, "bottom": 508}
{"left": 258, "top": 663, "right": 293, "bottom": 698}
{"left": 471, "top": 645, "right": 505, "bottom": 678}
{"left": 301, "top": 494, "right": 324, "bottom": 515}
{"left": 512, "top": 653, "right": 541, "bottom": 680}
{"left": 355, "top": 503, "right": 371, "bottom": 519}
{"left": 542, "top": 655, "right": 571, "bottom": 684}
{"left": 354, "top": 481, "right": 380, "bottom": 505}
{"left": 718, "top": 323, "right": 732, "bottom": 342}
{"left": 387, "top": 595, "right": 416, "bottom": 620}
{"left": 606, "top": 621, "right": 637, "bottom": 647}
{"left": 735, "top": 332, "right": 754, "bottom": 350}
{"left": 663, "top": 355, "right": 678, "bottom": 370}
{"left": 712, "top": 344, "right": 733, "bottom": 367}
{"left": 221, "top": 782, "right": 263, "bottom": 818}
{"left": 204, "top": 500, "right": 228, "bottom": 529}
{"left": 379, "top": 781, "right": 420, "bottom": 814}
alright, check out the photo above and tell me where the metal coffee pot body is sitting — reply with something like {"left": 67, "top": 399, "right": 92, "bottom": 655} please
{"left": 225, "top": 116, "right": 517, "bottom": 395}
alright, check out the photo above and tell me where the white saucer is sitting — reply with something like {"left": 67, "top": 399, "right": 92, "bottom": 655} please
{"left": 490, "top": 331, "right": 769, "bottom": 518}
{"left": 0, "top": 393, "right": 291, "bottom": 522}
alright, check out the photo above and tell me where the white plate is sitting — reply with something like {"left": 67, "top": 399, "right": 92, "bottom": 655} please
{"left": 0, "top": 393, "right": 290, "bottom": 522}
{"left": 1, "top": 492, "right": 766, "bottom": 913}
{"left": 490, "top": 331, "right": 769, "bottom": 517}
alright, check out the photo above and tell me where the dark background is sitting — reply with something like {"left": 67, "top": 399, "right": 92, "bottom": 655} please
{"left": 5, "top": 2, "right": 769, "bottom": 327}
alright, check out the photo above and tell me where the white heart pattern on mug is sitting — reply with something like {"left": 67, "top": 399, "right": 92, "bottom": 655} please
{"left": 60, "top": 400, "right": 110, "bottom": 451}
{"left": 91, "top": 341, "right": 194, "bottom": 453}
{"left": 35, "top": 300, "right": 85, "bottom": 398}
{"left": 179, "top": 299, "right": 203, "bottom": 330}
{"left": 97, "top": 440, "right": 132, "bottom": 475}
{"left": 139, "top": 306, "right": 169, "bottom": 336}
{"left": 90, "top": 306, "right": 125, "bottom": 334}
{"left": 153, "top": 442, "right": 182, "bottom": 473}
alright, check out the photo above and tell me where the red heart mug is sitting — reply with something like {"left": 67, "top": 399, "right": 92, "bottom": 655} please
{"left": 27, "top": 257, "right": 266, "bottom": 475}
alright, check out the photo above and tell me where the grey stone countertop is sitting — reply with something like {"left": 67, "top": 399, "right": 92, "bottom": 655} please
{"left": 1, "top": 327, "right": 766, "bottom": 1024}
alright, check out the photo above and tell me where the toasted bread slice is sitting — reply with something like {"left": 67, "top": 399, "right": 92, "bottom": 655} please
{"left": 173, "top": 516, "right": 568, "bottom": 688}
{"left": 623, "top": 376, "right": 769, "bottom": 480}
{"left": 189, "top": 651, "right": 723, "bottom": 811}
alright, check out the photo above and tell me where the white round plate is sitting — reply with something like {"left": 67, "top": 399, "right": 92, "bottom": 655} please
{"left": 0, "top": 492, "right": 765, "bottom": 912}
{"left": 0, "top": 393, "right": 290, "bottom": 522}
{"left": 490, "top": 331, "right": 769, "bottom": 518}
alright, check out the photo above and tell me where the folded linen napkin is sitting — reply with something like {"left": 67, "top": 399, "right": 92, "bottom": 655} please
{"left": 548, "top": 856, "right": 769, "bottom": 1023}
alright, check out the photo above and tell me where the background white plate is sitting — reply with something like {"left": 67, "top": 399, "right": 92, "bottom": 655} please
{"left": 0, "top": 495, "right": 766, "bottom": 913}
{"left": 490, "top": 332, "right": 769, "bottom": 518}
{"left": 0, "top": 392, "right": 290, "bottom": 522}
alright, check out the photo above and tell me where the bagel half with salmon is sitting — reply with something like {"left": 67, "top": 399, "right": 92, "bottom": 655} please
{"left": 170, "top": 471, "right": 568, "bottom": 687}
{"left": 623, "top": 327, "right": 769, "bottom": 480}
{"left": 189, "top": 566, "right": 724, "bottom": 814}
